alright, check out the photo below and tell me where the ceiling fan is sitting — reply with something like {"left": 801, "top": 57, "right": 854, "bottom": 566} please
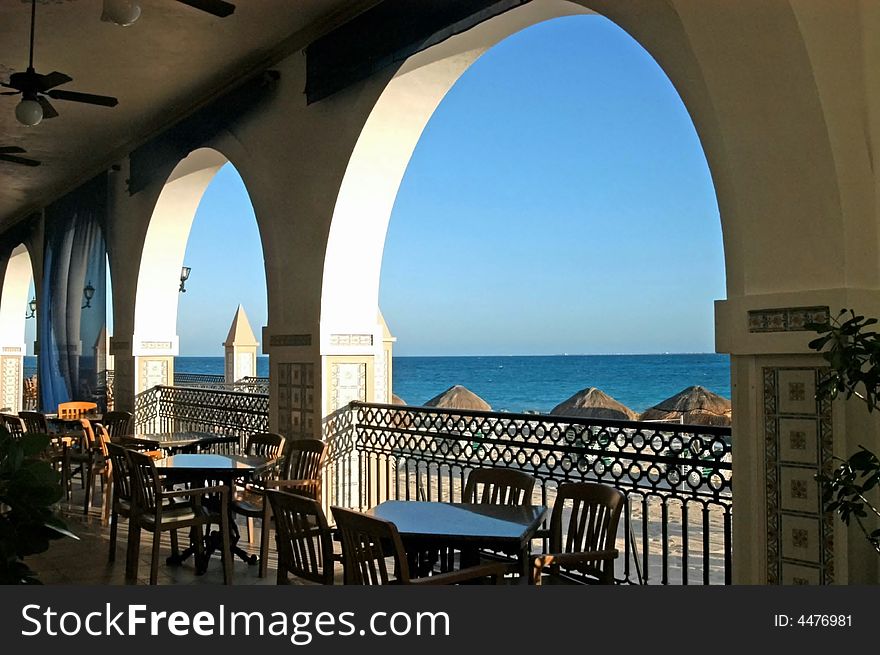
{"left": 102, "top": 0, "right": 236, "bottom": 27}
{"left": 0, "top": 146, "right": 40, "bottom": 167}
{"left": 2, "top": 0, "right": 119, "bottom": 127}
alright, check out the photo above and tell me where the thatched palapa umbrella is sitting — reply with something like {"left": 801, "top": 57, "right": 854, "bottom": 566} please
{"left": 424, "top": 385, "right": 491, "bottom": 411}
{"left": 639, "top": 385, "right": 731, "bottom": 426}
{"left": 550, "top": 387, "right": 637, "bottom": 421}
{"left": 391, "top": 393, "right": 406, "bottom": 405}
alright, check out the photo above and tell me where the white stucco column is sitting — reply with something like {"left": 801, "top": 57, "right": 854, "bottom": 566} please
{"left": 717, "top": 291, "right": 880, "bottom": 586}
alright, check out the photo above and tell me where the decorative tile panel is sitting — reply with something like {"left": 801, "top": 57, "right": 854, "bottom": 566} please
{"left": 269, "top": 334, "right": 311, "bottom": 347}
{"left": 780, "top": 467, "right": 820, "bottom": 514}
{"left": 764, "top": 367, "right": 834, "bottom": 584}
{"left": 748, "top": 306, "right": 829, "bottom": 333}
{"left": 0, "top": 356, "right": 21, "bottom": 412}
{"left": 140, "top": 341, "right": 173, "bottom": 350}
{"left": 139, "top": 358, "right": 169, "bottom": 392}
{"left": 109, "top": 339, "right": 130, "bottom": 355}
{"left": 330, "top": 362, "right": 366, "bottom": 411}
{"left": 277, "top": 362, "right": 315, "bottom": 439}
{"left": 329, "top": 334, "right": 373, "bottom": 346}
{"left": 778, "top": 418, "right": 819, "bottom": 464}
{"left": 780, "top": 564, "right": 822, "bottom": 586}
{"left": 777, "top": 369, "right": 817, "bottom": 415}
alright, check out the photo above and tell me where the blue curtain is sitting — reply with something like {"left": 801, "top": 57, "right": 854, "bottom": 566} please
{"left": 39, "top": 175, "right": 107, "bottom": 412}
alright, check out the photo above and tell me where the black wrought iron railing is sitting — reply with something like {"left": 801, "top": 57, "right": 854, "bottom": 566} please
{"left": 134, "top": 385, "right": 269, "bottom": 450}
{"left": 324, "top": 401, "right": 733, "bottom": 585}
{"left": 131, "top": 384, "right": 732, "bottom": 585}
{"left": 173, "top": 372, "right": 269, "bottom": 393}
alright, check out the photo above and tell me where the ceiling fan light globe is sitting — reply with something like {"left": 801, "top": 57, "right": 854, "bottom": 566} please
{"left": 101, "top": 0, "right": 141, "bottom": 27}
{"left": 15, "top": 99, "right": 43, "bottom": 127}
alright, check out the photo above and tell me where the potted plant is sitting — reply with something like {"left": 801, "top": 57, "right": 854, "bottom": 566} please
{"left": 0, "top": 426, "right": 71, "bottom": 583}
{"left": 807, "top": 309, "right": 880, "bottom": 554}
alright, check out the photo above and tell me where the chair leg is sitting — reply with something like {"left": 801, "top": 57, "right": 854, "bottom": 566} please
{"left": 246, "top": 517, "right": 254, "bottom": 543}
{"left": 150, "top": 528, "right": 162, "bottom": 585}
{"left": 193, "top": 524, "right": 205, "bottom": 568}
{"left": 108, "top": 508, "right": 118, "bottom": 563}
{"left": 219, "top": 513, "right": 232, "bottom": 585}
{"left": 126, "top": 524, "right": 141, "bottom": 584}
{"left": 259, "top": 503, "right": 271, "bottom": 578}
{"left": 170, "top": 529, "right": 179, "bottom": 557}
{"left": 83, "top": 463, "right": 94, "bottom": 515}
{"left": 102, "top": 476, "right": 112, "bottom": 524}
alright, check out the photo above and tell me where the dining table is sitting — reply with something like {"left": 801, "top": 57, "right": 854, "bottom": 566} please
{"left": 366, "top": 500, "right": 548, "bottom": 582}
{"left": 130, "top": 430, "right": 240, "bottom": 454}
{"left": 152, "top": 453, "right": 276, "bottom": 572}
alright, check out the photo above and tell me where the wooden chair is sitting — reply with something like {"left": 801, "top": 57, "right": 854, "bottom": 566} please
{"left": 531, "top": 482, "right": 625, "bottom": 586}
{"left": 423, "top": 467, "right": 537, "bottom": 573}
{"left": 100, "top": 411, "right": 133, "bottom": 439}
{"left": 19, "top": 410, "right": 48, "bottom": 434}
{"left": 278, "top": 438, "right": 326, "bottom": 502}
{"left": 20, "top": 410, "right": 66, "bottom": 482}
{"left": 332, "top": 506, "right": 508, "bottom": 585}
{"left": 78, "top": 419, "right": 113, "bottom": 520}
{"left": 230, "top": 432, "right": 286, "bottom": 553}
{"left": 1, "top": 413, "right": 25, "bottom": 438}
{"left": 253, "top": 437, "right": 325, "bottom": 577}
{"left": 57, "top": 401, "right": 98, "bottom": 420}
{"left": 266, "top": 489, "right": 336, "bottom": 585}
{"left": 22, "top": 375, "right": 37, "bottom": 409}
{"left": 111, "top": 435, "right": 164, "bottom": 458}
{"left": 106, "top": 442, "right": 135, "bottom": 564}
{"left": 126, "top": 449, "right": 233, "bottom": 585}
{"left": 463, "top": 467, "right": 536, "bottom": 505}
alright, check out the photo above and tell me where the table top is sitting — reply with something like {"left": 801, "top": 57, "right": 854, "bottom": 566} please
{"left": 153, "top": 453, "right": 273, "bottom": 476}
{"left": 46, "top": 413, "right": 102, "bottom": 424}
{"left": 366, "top": 500, "right": 547, "bottom": 546}
{"left": 135, "top": 431, "right": 236, "bottom": 448}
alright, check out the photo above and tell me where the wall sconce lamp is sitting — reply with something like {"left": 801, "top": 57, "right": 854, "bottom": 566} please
{"left": 82, "top": 281, "right": 95, "bottom": 309}
{"left": 25, "top": 297, "right": 36, "bottom": 319}
{"left": 179, "top": 266, "right": 191, "bottom": 293}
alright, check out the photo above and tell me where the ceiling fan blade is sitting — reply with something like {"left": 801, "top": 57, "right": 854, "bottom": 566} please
{"left": 0, "top": 153, "right": 41, "bottom": 167}
{"left": 37, "top": 95, "right": 59, "bottom": 119}
{"left": 0, "top": 146, "right": 26, "bottom": 154}
{"left": 176, "top": 0, "right": 235, "bottom": 18}
{"left": 0, "top": 91, "right": 21, "bottom": 96}
{"left": 45, "top": 89, "right": 118, "bottom": 107}
{"left": 36, "top": 71, "right": 73, "bottom": 91}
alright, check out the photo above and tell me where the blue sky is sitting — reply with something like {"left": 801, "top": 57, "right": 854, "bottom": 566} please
{"left": 23, "top": 15, "right": 724, "bottom": 357}
{"left": 379, "top": 15, "right": 723, "bottom": 356}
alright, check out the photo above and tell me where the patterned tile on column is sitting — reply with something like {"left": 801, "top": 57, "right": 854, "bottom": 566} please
{"left": 764, "top": 367, "right": 834, "bottom": 584}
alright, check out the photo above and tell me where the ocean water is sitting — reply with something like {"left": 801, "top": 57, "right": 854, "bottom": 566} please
{"left": 391, "top": 354, "right": 729, "bottom": 414}
{"left": 25, "top": 353, "right": 730, "bottom": 415}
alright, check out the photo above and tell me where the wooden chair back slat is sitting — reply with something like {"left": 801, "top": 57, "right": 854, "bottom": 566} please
{"left": 267, "top": 490, "right": 334, "bottom": 585}
{"left": 332, "top": 506, "right": 410, "bottom": 585}
{"left": 463, "top": 467, "right": 536, "bottom": 505}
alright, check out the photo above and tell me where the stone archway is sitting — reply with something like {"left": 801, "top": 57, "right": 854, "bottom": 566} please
{"left": 132, "top": 147, "right": 262, "bottom": 393}
{"left": 320, "top": 1, "right": 596, "bottom": 415}
{"left": 0, "top": 244, "right": 35, "bottom": 412}
{"left": 317, "top": 0, "right": 855, "bottom": 585}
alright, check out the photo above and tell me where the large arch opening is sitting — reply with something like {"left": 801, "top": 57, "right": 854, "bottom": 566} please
{"left": 320, "top": 0, "right": 728, "bottom": 585}
{"left": 322, "top": 0, "right": 726, "bottom": 404}
{"left": 0, "top": 244, "right": 36, "bottom": 412}
{"left": 134, "top": 147, "right": 267, "bottom": 392}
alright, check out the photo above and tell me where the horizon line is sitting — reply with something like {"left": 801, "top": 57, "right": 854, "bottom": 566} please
{"left": 160, "top": 351, "right": 725, "bottom": 358}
